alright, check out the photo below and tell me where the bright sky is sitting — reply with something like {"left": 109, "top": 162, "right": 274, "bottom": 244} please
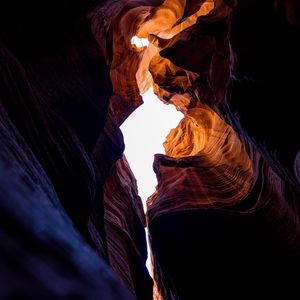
{"left": 121, "top": 36, "right": 183, "bottom": 274}
{"left": 120, "top": 87, "right": 183, "bottom": 209}
{"left": 120, "top": 87, "right": 182, "bottom": 273}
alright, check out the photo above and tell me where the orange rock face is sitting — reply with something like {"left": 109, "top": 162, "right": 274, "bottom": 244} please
{"left": 90, "top": 0, "right": 300, "bottom": 298}
{"left": 1, "top": 0, "right": 300, "bottom": 299}
{"left": 147, "top": 96, "right": 253, "bottom": 222}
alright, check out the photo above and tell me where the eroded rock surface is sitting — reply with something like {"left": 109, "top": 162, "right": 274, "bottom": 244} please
{"left": 1, "top": 0, "right": 300, "bottom": 299}
{"left": 96, "top": 0, "right": 300, "bottom": 298}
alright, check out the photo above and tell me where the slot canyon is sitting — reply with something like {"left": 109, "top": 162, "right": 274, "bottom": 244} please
{"left": 1, "top": 0, "right": 300, "bottom": 299}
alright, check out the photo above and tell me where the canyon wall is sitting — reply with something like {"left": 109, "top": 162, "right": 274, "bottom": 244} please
{"left": 1, "top": 0, "right": 300, "bottom": 299}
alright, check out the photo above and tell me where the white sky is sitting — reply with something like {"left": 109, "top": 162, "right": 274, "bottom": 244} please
{"left": 121, "top": 37, "right": 183, "bottom": 274}
{"left": 120, "top": 87, "right": 182, "bottom": 273}
{"left": 120, "top": 87, "right": 183, "bottom": 209}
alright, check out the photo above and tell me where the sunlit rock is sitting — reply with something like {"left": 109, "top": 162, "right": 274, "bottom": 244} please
{"left": 1, "top": 0, "right": 300, "bottom": 299}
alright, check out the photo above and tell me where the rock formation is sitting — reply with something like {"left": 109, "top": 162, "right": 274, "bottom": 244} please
{"left": 1, "top": 0, "right": 300, "bottom": 299}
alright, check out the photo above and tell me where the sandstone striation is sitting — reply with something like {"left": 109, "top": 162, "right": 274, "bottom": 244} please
{"left": 1, "top": 0, "right": 300, "bottom": 299}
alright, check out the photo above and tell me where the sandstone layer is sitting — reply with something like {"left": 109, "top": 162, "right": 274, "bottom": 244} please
{"left": 1, "top": 1, "right": 300, "bottom": 299}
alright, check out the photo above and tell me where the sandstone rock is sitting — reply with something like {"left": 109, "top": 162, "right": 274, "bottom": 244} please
{"left": 1, "top": 0, "right": 300, "bottom": 299}
{"left": 104, "top": 156, "right": 153, "bottom": 300}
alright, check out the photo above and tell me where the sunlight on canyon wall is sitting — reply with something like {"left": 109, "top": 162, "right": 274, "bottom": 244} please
{"left": 91, "top": 0, "right": 300, "bottom": 298}
{"left": 120, "top": 87, "right": 183, "bottom": 273}
{"left": 2, "top": 0, "right": 300, "bottom": 300}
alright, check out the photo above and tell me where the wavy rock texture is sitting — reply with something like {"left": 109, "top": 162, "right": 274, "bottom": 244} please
{"left": 90, "top": 104, "right": 153, "bottom": 298}
{"left": 104, "top": 155, "right": 153, "bottom": 300}
{"left": 1, "top": 0, "right": 300, "bottom": 299}
{"left": 0, "top": 42, "right": 134, "bottom": 300}
{"left": 142, "top": 1, "right": 300, "bottom": 299}
{"left": 93, "top": 0, "right": 300, "bottom": 298}
{"left": 0, "top": 1, "right": 150, "bottom": 299}
{"left": 147, "top": 96, "right": 253, "bottom": 222}
{"left": 89, "top": 108, "right": 125, "bottom": 257}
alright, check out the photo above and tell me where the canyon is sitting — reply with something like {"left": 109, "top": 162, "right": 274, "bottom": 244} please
{"left": 1, "top": 0, "right": 300, "bottom": 299}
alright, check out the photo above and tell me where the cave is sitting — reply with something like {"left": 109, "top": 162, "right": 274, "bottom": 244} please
{"left": 1, "top": 0, "right": 300, "bottom": 299}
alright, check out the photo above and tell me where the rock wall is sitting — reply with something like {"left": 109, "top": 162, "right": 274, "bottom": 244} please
{"left": 0, "top": 1, "right": 151, "bottom": 299}
{"left": 95, "top": 0, "right": 300, "bottom": 298}
{"left": 1, "top": 0, "right": 300, "bottom": 299}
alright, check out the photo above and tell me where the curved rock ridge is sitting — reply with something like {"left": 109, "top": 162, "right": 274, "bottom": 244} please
{"left": 91, "top": 0, "right": 300, "bottom": 299}
{"left": 91, "top": 0, "right": 218, "bottom": 124}
{"left": 103, "top": 155, "right": 153, "bottom": 300}
{"left": 147, "top": 94, "right": 253, "bottom": 222}
{"left": 103, "top": 0, "right": 300, "bottom": 298}
{"left": 2, "top": 0, "right": 300, "bottom": 300}
{"left": 0, "top": 1, "right": 150, "bottom": 298}
{"left": 90, "top": 99, "right": 153, "bottom": 299}
{"left": 0, "top": 40, "right": 135, "bottom": 300}
{"left": 90, "top": 107, "right": 125, "bottom": 257}
{"left": 147, "top": 105, "right": 300, "bottom": 251}
{"left": 148, "top": 136, "right": 300, "bottom": 298}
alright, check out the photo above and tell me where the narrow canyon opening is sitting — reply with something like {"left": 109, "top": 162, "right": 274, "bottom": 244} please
{"left": 1, "top": 1, "right": 300, "bottom": 300}
{"left": 121, "top": 86, "right": 183, "bottom": 271}
{"left": 121, "top": 87, "right": 183, "bottom": 209}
